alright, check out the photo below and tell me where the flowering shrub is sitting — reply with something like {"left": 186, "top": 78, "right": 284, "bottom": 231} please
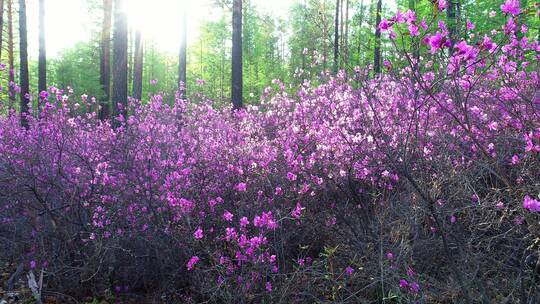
{"left": 1, "top": 2, "right": 540, "bottom": 303}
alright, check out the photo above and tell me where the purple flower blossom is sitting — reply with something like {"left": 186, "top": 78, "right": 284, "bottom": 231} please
{"left": 501, "top": 0, "right": 520, "bottom": 15}
{"left": 523, "top": 196, "right": 540, "bottom": 212}
{"left": 194, "top": 227, "right": 203, "bottom": 240}
{"left": 186, "top": 256, "right": 199, "bottom": 270}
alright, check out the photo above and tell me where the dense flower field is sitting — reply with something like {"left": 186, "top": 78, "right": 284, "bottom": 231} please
{"left": 1, "top": 2, "right": 540, "bottom": 303}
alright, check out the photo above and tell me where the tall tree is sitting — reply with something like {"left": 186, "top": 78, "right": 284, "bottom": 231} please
{"left": 99, "top": 0, "right": 113, "bottom": 120}
{"left": 344, "top": 0, "right": 349, "bottom": 66}
{"left": 178, "top": 9, "right": 187, "bottom": 99}
{"left": 7, "top": 0, "right": 15, "bottom": 109}
{"left": 132, "top": 29, "right": 143, "bottom": 100}
{"left": 19, "top": 0, "right": 29, "bottom": 127}
{"left": 38, "top": 0, "right": 46, "bottom": 99}
{"left": 0, "top": 0, "right": 4, "bottom": 60}
{"left": 112, "top": 0, "right": 128, "bottom": 126}
{"left": 373, "top": 0, "right": 382, "bottom": 74}
{"left": 447, "top": 0, "right": 457, "bottom": 49}
{"left": 334, "top": 0, "right": 340, "bottom": 74}
{"left": 231, "top": 0, "right": 243, "bottom": 110}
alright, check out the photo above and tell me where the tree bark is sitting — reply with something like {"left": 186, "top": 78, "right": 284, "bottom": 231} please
{"left": 373, "top": 0, "right": 382, "bottom": 75}
{"left": 231, "top": 0, "right": 243, "bottom": 110}
{"left": 344, "top": 0, "right": 349, "bottom": 67}
{"left": 178, "top": 9, "right": 187, "bottom": 99}
{"left": 447, "top": 0, "right": 457, "bottom": 49}
{"left": 112, "top": 0, "right": 128, "bottom": 127}
{"left": 333, "top": 0, "right": 340, "bottom": 74}
{"left": 38, "top": 0, "right": 46, "bottom": 99}
{"left": 132, "top": 29, "right": 143, "bottom": 101}
{"left": 0, "top": 0, "right": 4, "bottom": 61}
{"left": 99, "top": 0, "right": 113, "bottom": 120}
{"left": 7, "top": 0, "right": 15, "bottom": 110}
{"left": 18, "top": 0, "right": 30, "bottom": 128}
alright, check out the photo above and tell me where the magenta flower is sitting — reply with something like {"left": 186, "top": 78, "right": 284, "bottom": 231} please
{"left": 511, "top": 155, "right": 519, "bottom": 165}
{"left": 223, "top": 210, "right": 234, "bottom": 222}
{"left": 235, "top": 182, "right": 247, "bottom": 192}
{"left": 408, "top": 24, "right": 419, "bottom": 36}
{"left": 193, "top": 227, "right": 203, "bottom": 240}
{"left": 379, "top": 19, "right": 391, "bottom": 31}
{"left": 409, "top": 282, "right": 420, "bottom": 293}
{"left": 523, "top": 196, "right": 540, "bottom": 212}
{"left": 501, "top": 0, "right": 520, "bottom": 15}
{"left": 345, "top": 266, "right": 354, "bottom": 275}
{"left": 265, "top": 281, "right": 272, "bottom": 292}
{"left": 427, "top": 32, "right": 444, "bottom": 53}
{"left": 399, "top": 279, "right": 409, "bottom": 288}
{"left": 287, "top": 172, "right": 297, "bottom": 181}
{"left": 186, "top": 256, "right": 199, "bottom": 270}
{"left": 466, "top": 20, "right": 475, "bottom": 30}
{"left": 240, "top": 216, "right": 250, "bottom": 227}
{"left": 438, "top": 0, "right": 447, "bottom": 11}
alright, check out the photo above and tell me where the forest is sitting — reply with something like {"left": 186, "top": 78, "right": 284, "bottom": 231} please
{"left": 0, "top": 0, "right": 539, "bottom": 303}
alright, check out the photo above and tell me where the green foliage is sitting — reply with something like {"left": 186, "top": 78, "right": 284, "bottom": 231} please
{"left": 52, "top": 41, "right": 102, "bottom": 99}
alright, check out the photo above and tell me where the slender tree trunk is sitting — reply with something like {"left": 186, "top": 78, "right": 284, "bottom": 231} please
{"left": 374, "top": 0, "right": 382, "bottom": 74}
{"left": 38, "top": 0, "right": 46, "bottom": 101}
{"left": 112, "top": 0, "right": 128, "bottom": 127}
{"left": 0, "top": 0, "right": 4, "bottom": 61}
{"left": 333, "top": 0, "right": 340, "bottom": 74}
{"left": 344, "top": 0, "right": 349, "bottom": 67}
{"left": 7, "top": 0, "right": 15, "bottom": 110}
{"left": 128, "top": 26, "right": 133, "bottom": 94}
{"left": 18, "top": 0, "right": 29, "bottom": 128}
{"left": 132, "top": 29, "right": 143, "bottom": 101}
{"left": 322, "top": 1, "right": 328, "bottom": 71}
{"left": 178, "top": 9, "right": 187, "bottom": 99}
{"left": 231, "top": 0, "right": 243, "bottom": 110}
{"left": 99, "top": 0, "right": 112, "bottom": 120}
{"left": 447, "top": 0, "right": 457, "bottom": 49}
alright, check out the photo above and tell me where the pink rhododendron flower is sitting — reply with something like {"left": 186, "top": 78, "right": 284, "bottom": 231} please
{"left": 501, "top": 0, "right": 520, "bottom": 15}
{"left": 223, "top": 210, "right": 234, "bottom": 221}
{"left": 523, "top": 196, "right": 540, "bottom": 212}
{"left": 235, "top": 182, "right": 247, "bottom": 192}
{"left": 186, "top": 256, "right": 199, "bottom": 270}
{"left": 194, "top": 227, "right": 203, "bottom": 240}
{"left": 438, "top": 0, "right": 447, "bottom": 11}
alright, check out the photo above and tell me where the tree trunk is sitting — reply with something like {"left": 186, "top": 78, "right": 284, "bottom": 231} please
{"left": 7, "top": 0, "right": 15, "bottom": 110}
{"left": 333, "top": 0, "right": 340, "bottom": 74}
{"left": 447, "top": 0, "right": 457, "bottom": 49}
{"left": 38, "top": 0, "right": 46, "bottom": 100}
{"left": 344, "top": 0, "right": 349, "bottom": 67}
{"left": 231, "top": 0, "right": 243, "bottom": 110}
{"left": 99, "top": 0, "right": 112, "bottom": 120}
{"left": 0, "top": 0, "right": 4, "bottom": 61}
{"left": 178, "top": 9, "right": 187, "bottom": 99}
{"left": 132, "top": 29, "right": 143, "bottom": 101}
{"left": 112, "top": 0, "right": 128, "bottom": 127}
{"left": 373, "top": 0, "right": 382, "bottom": 75}
{"left": 18, "top": 0, "right": 30, "bottom": 128}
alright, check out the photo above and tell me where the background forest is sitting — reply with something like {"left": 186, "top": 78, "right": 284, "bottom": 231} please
{"left": 1, "top": 0, "right": 536, "bottom": 108}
